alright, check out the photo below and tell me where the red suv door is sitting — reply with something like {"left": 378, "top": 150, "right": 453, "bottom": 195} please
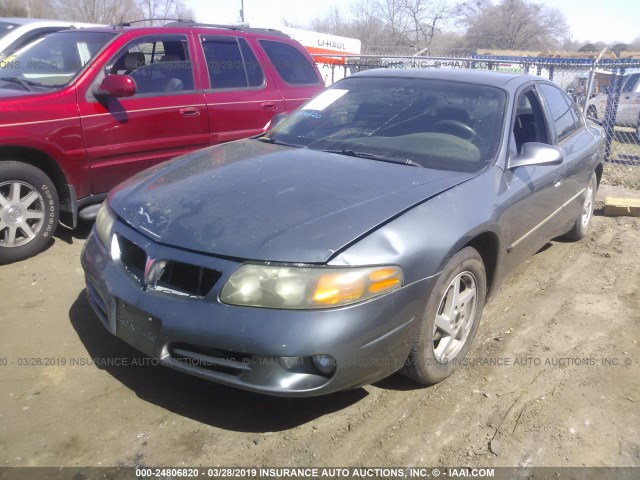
{"left": 78, "top": 33, "right": 209, "bottom": 193}
{"left": 199, "top": 35, "right": 286, "bottom": 143}
{"left": 256, "top": 37, "right": 325, "bottom": 112}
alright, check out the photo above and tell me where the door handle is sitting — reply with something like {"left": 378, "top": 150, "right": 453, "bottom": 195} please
{"left": 180, "top": 107, "right": 200, "bottom": 117}
{"left": 261, "top": 102, "right": 277, "bottom": 111}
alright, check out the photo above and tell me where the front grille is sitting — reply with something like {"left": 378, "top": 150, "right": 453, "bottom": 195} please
{"left": 169, "top": 343, "right": 253, "bottom": 376}
{"left": 156, "top": 261, "right": 221, "bottom": 297}
{"left": 118, "top": 235, "right": 146, "bottom": 281}
{"left": 116, "top": 234, "right": 221, "bottom": 297}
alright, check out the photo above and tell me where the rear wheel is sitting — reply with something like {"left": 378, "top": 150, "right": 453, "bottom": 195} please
{"left": 402, "top": 247, "right": 486, "bottom": 385}
{"left": 564, "top": 173, "right": 596, "bottom": 241}
{"left": 0, "top": 161, "right": 59, "bottom": 264}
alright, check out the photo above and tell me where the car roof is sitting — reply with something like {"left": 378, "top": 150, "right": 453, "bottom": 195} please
{"left": 351, "top": 68, "right": 542, "bottom": 89}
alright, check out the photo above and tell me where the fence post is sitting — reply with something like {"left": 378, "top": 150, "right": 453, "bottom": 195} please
{"left": 603, "top": 66, "right": 626, "bottom": 162}
{"left": 583, "top": 60, "right": 597, "bottom": 113}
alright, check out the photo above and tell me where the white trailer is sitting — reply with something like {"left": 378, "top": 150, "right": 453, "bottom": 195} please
{"left": 279, "top": 27, "right": 361, "bottom": 85}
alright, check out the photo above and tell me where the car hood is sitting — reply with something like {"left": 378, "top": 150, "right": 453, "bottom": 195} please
{"left": 110, "top": 139, "right": 478, "bottom": 263}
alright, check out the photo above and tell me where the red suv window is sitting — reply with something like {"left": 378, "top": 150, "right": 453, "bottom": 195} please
{"left": 259, "top": 39, "right": 321, "bottom": 85}
{"left": 201, "top": 36, "right": 264, "bottom": 89}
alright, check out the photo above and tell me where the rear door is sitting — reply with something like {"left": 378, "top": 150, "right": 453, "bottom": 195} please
{"left": 79, "top": 33, "right": 209, "bottom": 194}
{"left": 256, "top": 38, "right": 324, "bottom": 112}
{"left": 538, "top": 83, "right": 599, "bottom": 230}
{"left": 200, "top": 35, "right": 285, "bottom": 144}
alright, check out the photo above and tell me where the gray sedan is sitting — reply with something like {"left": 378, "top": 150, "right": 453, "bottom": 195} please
{"left": 81, "top": 69, "right": 604, "bottom": 396}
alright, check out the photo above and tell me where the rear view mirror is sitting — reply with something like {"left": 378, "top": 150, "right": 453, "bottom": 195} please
{"left": 93, "top": 74, "right": 136, "bottom": 98}
{"left": 508, "top": 142, "right": 563, "bottom": 169}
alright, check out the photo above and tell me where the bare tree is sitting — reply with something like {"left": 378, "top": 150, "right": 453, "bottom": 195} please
{"left": 48, "top": 0, "right": 194, "bottom": 25}
{"left": 396, "top": 0, "right": 454, "bottom": 52}
{"left": 50, "top": 0, "right": 137, "bottom": 23}
{"left": 349, "top": 0, "right": 395, "bottom": 52}
{"left": 1, "top": 0, "right": 56, "bottom": 18}
{"left": 375, "top": 0, "right": 408, "bottom": 42}
{"left": 457, "top": 0, "right": 569, "bottom": 50}
{"left": 310, "top": 0, "right": 454, "bottom": 54}
{"left": 310, "top": 2, "right": 394, "bottom": 54}
{"left": 133, "top": 0, "right": 195, "bottom": 25}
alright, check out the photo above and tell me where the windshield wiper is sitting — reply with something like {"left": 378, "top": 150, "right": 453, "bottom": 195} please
{"left": 0, "top": 76, "right": 41, "bottom": 91}
{"left": 322, "top": 149, "right": 422, "bottom": 167}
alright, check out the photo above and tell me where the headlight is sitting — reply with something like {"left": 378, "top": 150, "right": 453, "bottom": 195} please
{"left": 220, "top": 264, "right": 403, "bottom": 309}
{"left": 95, "top": 202, "right": 116, "bottom": 250}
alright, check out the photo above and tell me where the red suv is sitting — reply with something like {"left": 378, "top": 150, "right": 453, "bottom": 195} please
{"left": 0, "top": 22, "right": 324, "bottom": 263}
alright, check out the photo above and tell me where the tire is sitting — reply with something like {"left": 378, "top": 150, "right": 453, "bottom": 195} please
{"left": 0, "top": 161, "right": 59, "bottom": 264}
{"left": 402, "top": 247, "right": 487, "bottom": 385}
{"left": 564, "top": 173, "right": 596, "bottom": 241}
{"left": 586, "top": 105, "right": 597, "bottom": 119}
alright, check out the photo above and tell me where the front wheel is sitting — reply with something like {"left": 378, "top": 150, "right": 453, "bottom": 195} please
{"left": 0, "top": 161, "right": 59, "bottom": 264}
{"left": 402, "top": 247, "right": 487, "bottom": 385}
{"left": 564, "top": 173, "right": 597, "bottom": 241}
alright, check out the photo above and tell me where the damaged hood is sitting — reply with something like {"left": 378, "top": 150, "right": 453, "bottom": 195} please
{"left": 110, "top": 139, "right": 477, "bottom": 263}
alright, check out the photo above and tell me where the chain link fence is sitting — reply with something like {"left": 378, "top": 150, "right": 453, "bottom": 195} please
{"left": 312, "top": 54, "right": 640, "bottom": 189}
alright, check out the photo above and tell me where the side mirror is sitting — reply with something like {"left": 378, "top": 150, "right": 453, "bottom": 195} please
{"left": 508, "top": 142, "right": 563, "bottom": 169}
{"left": 93, "top": 74, "right": 136, "bottom": 98}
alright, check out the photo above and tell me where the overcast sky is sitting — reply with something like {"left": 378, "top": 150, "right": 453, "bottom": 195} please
{"left": 185, "top": 0, "right": 639, "bottom": 45}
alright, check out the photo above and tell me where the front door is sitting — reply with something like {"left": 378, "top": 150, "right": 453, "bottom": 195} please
{"left": 78, "top": 34, "right": 209, "bottom": 194}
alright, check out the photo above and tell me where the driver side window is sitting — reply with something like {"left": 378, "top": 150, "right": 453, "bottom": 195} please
{"left": 513, "top": 89, "right": 548, "bottom": 154}
{"left": 108, "top": 36, "right": 194, "bottom": 96}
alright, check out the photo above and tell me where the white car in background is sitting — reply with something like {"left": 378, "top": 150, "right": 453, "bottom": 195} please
{"left": 586, "top": 72, "right": 640, "bottom": 140}
{"left": 0, "top": 17, "right": 104, "bottom": 59}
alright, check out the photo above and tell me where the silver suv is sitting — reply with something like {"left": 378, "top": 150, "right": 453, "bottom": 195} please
{"left": 586, "top": 72, "right": 640, "bottom": 139}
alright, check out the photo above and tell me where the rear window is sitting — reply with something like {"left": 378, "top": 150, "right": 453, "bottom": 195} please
{"left": 258, "top": 40, "right": 319, "bottom": 85}
{"left": 201, "top": 36, "right": 264, "bottom": 89}
{"left": 539, "top": 84, "right": 582, "bottom": 142}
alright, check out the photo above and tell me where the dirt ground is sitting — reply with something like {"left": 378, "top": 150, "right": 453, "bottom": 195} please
{"left": 0, "top": 185, "right": 639, "bottom": 470}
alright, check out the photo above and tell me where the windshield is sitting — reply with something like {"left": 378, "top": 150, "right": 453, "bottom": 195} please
{"left": 0, "top": 30, "right": 114, "bottom": 89}
{"left": 266, "top": 76, "right": 507, "bottom": 172}
{"left": 0, "top": 22, "right": 18, "bottom": 40}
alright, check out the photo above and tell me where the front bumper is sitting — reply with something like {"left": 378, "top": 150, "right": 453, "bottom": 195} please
{"left": 80, "top": 222, "right": 435, "bottom": 397}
